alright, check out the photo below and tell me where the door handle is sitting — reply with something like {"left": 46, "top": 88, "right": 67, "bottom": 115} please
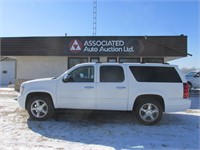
{"left": 84, "top": 86, "right": 94, "bottom": 89}
{"left": 116, "top": 86, "right": 126, "bottom": 89}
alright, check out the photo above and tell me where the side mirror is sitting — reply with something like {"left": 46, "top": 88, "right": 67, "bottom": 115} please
{"left": 62, "top": 75, "right": 72, "bottom": 82}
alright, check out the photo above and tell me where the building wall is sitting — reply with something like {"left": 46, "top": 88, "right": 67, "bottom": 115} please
{"left": 17, "top": 56, "right": 68, "bottom": 79}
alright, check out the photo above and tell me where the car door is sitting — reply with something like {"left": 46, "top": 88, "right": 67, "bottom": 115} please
{"left": 96, "top": 65, "right": 128, "bottom": 110}
{"left": 56, "top": 65, "right": 96, "bottom": 109}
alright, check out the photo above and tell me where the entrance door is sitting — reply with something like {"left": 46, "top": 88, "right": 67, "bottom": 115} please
{"left": 96, "top": 65, "right": 128, "bottom": 110}
{"left": 56, "top": 65, "right": 96, "bottom": 109}
{"left": 0, "top": 60, "right": 15, "bottom": 85}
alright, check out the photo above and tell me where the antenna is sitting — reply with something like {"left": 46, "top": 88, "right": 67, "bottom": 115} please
{"left": 93, "top": 0, "right": 97, "bottom": 36}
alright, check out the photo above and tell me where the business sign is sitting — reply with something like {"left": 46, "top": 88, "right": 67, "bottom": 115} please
{"left": 69, "top": 39, "right": 83, "bottom": 53}
{"left": 66, "top": 37, "right": 140, "bottom": 56}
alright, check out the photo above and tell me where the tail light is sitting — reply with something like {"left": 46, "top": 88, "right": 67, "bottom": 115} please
{"left": 183, "top": 83, "right": 189, "bottom": 99}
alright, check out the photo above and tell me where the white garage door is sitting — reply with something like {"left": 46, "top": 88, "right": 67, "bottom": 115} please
{"left": 0, "top": 61, "right": 16, "bottom": 85}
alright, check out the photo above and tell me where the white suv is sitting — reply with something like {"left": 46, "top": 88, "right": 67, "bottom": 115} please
{"left": 17, "top": 63, "right": 191, "bottom": 125}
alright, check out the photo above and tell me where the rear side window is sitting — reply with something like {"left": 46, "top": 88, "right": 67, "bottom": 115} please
{"left": 100, "top": 66, "right": 125, "bottom": 82}
{"left": 129, "top": 66, "right": 182, "bottom": 83}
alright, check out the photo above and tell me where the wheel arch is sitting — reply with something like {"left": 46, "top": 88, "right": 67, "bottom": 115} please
{"left": 187, "top": 81, "right": 192, "bottom": 85}
{"left": 25, "top": 92, "right": 54, "bottom": 110}
{"left": 133, "top": 94, "right": 165, "bottom": 112}
{"left": 187, "top": 81, "right": 193, "bottom": 90}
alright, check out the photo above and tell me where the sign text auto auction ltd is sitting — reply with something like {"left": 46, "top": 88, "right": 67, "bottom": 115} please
{"left": 69, "top": 39, "right": 135, "bottom": 53}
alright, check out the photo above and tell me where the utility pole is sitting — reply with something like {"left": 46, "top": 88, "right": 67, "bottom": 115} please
{"left": 93, "top": 0, "right": 97, "bottom": 36}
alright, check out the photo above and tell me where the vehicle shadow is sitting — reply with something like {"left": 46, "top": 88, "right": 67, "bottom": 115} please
{"left": 27, "top": 110, "right": 200, "bottom": 149}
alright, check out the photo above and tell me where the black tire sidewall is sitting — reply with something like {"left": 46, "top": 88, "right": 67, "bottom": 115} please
{"left": 27, "top": 96, "right": 54, "bottom": 121}
{"left": 135, "top": 99, "right": 163, "bottom": 125}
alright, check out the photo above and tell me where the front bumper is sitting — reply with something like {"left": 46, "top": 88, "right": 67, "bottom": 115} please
{"left": 17, "top": 94, "right": 26, "bottom": 109}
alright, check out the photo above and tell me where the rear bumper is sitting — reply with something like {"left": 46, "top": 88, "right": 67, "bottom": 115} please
{"left": 165, "top": 99, "right": 191, "bottom": 112}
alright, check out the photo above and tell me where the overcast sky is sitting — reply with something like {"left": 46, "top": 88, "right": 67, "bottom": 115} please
{"left": 0, "top": 0, "right": 199, "bottom": 69}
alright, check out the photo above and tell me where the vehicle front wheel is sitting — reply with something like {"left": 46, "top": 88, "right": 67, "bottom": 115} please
{"left": 134, "top": 99, "right": 163, "bottom": 125}
{"left": 27, "top": 95, "right": 54, "bottom": 120}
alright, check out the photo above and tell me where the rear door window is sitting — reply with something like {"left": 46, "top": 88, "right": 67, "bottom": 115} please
{"left": 100, "top": 66, "right": 125, "bottom": 82}
{"left": 129, "top": 66, "right": 182, "bottom": 83}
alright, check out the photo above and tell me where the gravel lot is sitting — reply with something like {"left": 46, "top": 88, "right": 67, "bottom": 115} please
{"left": 0, "top": 91, "right": 199, "bottom": 150}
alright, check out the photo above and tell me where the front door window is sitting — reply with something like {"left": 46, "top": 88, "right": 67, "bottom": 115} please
{"left": 68, "top": 66, "right": 94, "bottom": 82}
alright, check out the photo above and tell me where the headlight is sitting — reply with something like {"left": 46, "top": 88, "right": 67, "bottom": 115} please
{"left": 20, "top": 85, "right": 24, "bottom": 94}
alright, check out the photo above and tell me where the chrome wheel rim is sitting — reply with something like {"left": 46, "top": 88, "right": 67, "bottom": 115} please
{"left": 139, "top": 103, "right": 159, "bottom": 122}
{"left": 31, "top": 100, "right": 48, "bottom": 118}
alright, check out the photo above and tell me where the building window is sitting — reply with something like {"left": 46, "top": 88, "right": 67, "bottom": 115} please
{"left": 142, "top": 58, "right": 164, "bottom": 63}
{"left": 107, "top": 57, "right": 117, "bottom": 62}
{"left": 90, "top": 57, "right": 99, "bottom": 63}
{"left": 68, "top": 58, "right": 88, "bottom": 69}
{"left": 119, "top": 58, "right": 140, "bottom": 63}
{"left": 2, "top": 70, "right": 7, "bottom": 74}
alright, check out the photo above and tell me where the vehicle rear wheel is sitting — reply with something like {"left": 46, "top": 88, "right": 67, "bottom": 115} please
{"left": 134, "top": 99, "right": 163, "bottom": 125}
{"left": 27, "top": 95, "right": 54, "bottom": 120}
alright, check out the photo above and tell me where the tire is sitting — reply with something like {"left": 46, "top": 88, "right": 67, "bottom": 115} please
{"left": 27, "top": 95, "right": 54, "bottom": 121}
{"left": 134, "top": 99, "right": 163, "bottom": 125}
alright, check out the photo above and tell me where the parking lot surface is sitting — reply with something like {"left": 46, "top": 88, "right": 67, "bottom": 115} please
{"left": 0, "top": 91, "right": 199, "bottom": 150}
